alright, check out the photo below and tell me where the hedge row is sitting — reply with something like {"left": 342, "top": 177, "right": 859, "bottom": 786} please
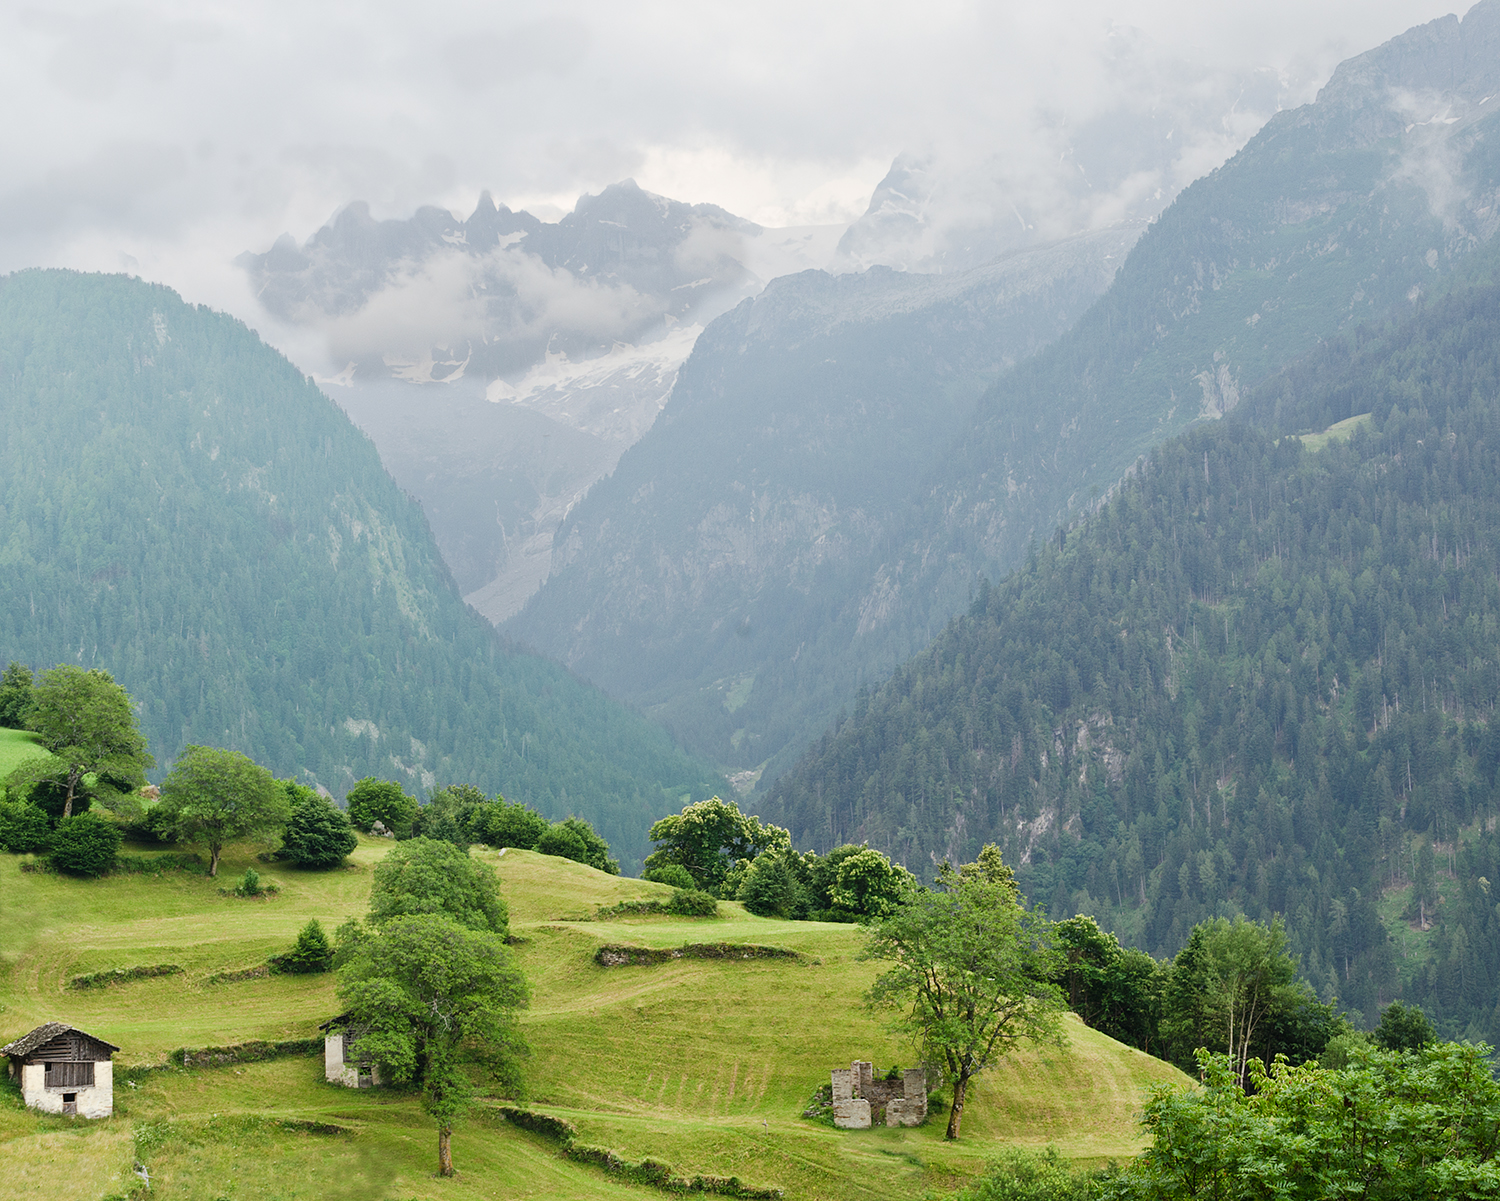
{"left": 593, "top": 890, "right": 720, "bottom": 919}
{"left": 595, "top": 942, "right": 800, "bottom": 967}
{"left": 497, "top": 1106, "right": 782, "bottom": 1198}
{"left": 171, "top": 1038, "right": 323, "bottom": 1068}
{"left": 67, "top": 963, "right": 183, "bottom": 990}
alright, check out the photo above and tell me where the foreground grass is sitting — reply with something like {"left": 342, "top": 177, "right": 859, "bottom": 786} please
{"left": 0, "top": 843, "right": 1187, "bottom": 1200}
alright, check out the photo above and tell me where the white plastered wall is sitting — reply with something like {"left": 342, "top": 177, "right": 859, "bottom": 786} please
{"left": 20, "top": 1061, "right": 113, "bottom": 1118}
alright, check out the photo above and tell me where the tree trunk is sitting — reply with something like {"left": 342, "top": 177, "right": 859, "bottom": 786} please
{"left": 438, "top": 1123, "right": 454, "bottom": 1176}
{"left": 946, "top": 1073, "right": 969, "bottom": 1140}
{"left": 208, "top": 844, "right": 221, "bottom": 878}
{"left": 63, "top": 768, "right": 80, "bottom": 819}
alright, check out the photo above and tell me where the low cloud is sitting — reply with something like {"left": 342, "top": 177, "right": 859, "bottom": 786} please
{"left": 313, "top": 244, "right": 656, "bottom": 372}
{"left": 0, "top": 0, "right": 1465, "bottom": 350}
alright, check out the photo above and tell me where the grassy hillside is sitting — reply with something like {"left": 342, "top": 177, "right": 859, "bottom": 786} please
{"left": 0, "top": 845, "right": 1184, "bottom": 1200}
{"left": 0, "top": 729, "right": 44, "bottom": 778}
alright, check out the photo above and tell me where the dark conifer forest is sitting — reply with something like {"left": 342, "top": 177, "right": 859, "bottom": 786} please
{"left": 0, "top": 270, "right": 724, "bottom": 869}
{"left": 767, "top": 280, "right": 1500, "bottom": 1039}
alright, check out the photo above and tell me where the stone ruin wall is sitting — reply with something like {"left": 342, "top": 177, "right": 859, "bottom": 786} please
{"left": 830, "top": 1060, "right": 927, "bottom": 1129}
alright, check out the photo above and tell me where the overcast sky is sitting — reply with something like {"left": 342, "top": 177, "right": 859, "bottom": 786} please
{"left": 0, "top": 0, "right": 1469, "bottom": 326}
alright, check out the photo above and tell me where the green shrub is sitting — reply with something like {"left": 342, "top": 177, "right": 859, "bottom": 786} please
{"left": 950, "top": 1148, "right": 1107, "bottom": 1201}
{"left": 0, "top": 799, "right": 52, "bottom": 853}
{"left": 48, "top": 813, "right": 122, "bottom": 876}
{"left": 234, "top": 867, "right": 262, "bottom": 896}
{"left": 644, "top": 863, "right": 696, "bottom": 889}
{"left": 270, "top": 919, "right": 333, "bottom": 974}
{"left": 279, "top": 785, "right": 357, "bottom": 867}
{"left": 736, "top": 850, "right": 810, "bottom": 919}
{"left": 536, "top": 816, "right": 619, "bottom": 874}
{"left": 667, "top": 889, "right": 720, "bottom": 916}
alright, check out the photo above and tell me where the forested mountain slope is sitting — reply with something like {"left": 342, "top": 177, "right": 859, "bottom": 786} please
{"left": 767, "top": 280, "right": 1500, "bottom": 1040}
{"left": 511, "top": 0, "right": 1500, "bottom": 789}
{"left": 0, "top": 270, "right": 722, "bottom": 868}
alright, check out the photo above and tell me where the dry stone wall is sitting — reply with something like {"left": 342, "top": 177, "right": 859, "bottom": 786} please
{"left": 829, "top": 1059, "right": 926, "bottom": 1128}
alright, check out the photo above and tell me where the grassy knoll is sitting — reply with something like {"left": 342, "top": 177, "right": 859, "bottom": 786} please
{"left": 1293, "top": 411, "right": 1371, "bottom": 451}
{"left": 0, "top": 842, "right": 1187, "bottom": 1200}
{"left": 0, "top": 727, "right": 45, "bottom": 776}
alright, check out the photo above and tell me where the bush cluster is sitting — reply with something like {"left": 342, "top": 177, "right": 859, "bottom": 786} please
{"left": 67, "top": 964, "right": 183, "bottom": 990}
{"left": 497, "top": 1106, "right": 783, "bottom": 1198}
{"left": 49, "top": 813, "right": 123, "bottom": 876}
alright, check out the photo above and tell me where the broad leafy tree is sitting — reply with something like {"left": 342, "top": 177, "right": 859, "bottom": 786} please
{"left": 470, "top": 797, "right": 549, "bottom": 850}
{"left": 279, "top": 782, "right": 357, "bottom": 868}
{"left": 1160, "top": 916, "right": 1300, "bottom": 1084}
{"left": 153, "top": 745, "right": 289, "bottom": 876}
{"left": 345, "top": 777, "right": 418, "bottom": 838}
{"left": 367, "top": 837, "right": 508, "bottom": 935}
{"left": 864, "top": 845, "right": 1064, "bottom": 1139}
{"left": 19, "top": 665, "right": 152, "bottom": 818}
{"left": 1051, "top": 914, "right": 1164, "bottom": 1056}
{"left": 644, "top": 796, "right": 789, "bottom": 895}
{"left": 1119, "top": 1044, "right": 1500, "bottom": 1200}
{"left": 338, "top": 914, "right": 529, "bottom": 1176}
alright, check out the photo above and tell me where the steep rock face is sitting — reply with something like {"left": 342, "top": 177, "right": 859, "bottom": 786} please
{"left": 903, "top": 0, "right": 1500, "bottom": 610}
{"left": 504, "top": 226, "right": 1142, "bottom": 773}
{"left": 243, "top": 182, "right": 842, "bottom": 621}
{"left": 243, "top": 181, "right": 758, "bottom": 380}
{"left": 510, "top": 0, "right": 1500, "bottom": 788}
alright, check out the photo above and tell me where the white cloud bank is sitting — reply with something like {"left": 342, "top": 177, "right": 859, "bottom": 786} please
{"left": 0, "top": 0, "right": 1468, "bottom": 339}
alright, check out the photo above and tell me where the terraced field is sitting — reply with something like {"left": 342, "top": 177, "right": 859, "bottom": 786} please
{"left": 0, "top": 840, "right": 1187, "bottom": 1200}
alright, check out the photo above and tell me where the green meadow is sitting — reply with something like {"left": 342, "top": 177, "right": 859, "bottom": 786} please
{"left": 0, "top": 840, "right": 1186, "bottom": 1200}
{"left": 0, "top": 728, "right": 45, "bottom": 777}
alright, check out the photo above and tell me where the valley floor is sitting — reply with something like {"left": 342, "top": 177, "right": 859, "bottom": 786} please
{"left": 0, "top": 841, "right": 1185, "bottom": 1200}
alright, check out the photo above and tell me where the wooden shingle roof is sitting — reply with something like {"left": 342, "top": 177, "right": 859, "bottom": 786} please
{"left": 2, "top": 1022, "right": 120, "bottom": 1057}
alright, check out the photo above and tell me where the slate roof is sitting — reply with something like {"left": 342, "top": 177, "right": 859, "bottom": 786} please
{"left": 317, "top": 1012, "right": 353, "bottom": 1032}
{"left": 1, "top": 1022, "right": 121, "bottom": 1057}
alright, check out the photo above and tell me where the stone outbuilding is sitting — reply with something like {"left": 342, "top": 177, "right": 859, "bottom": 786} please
{"left": 831, "top": 1060, "right": 927, "bottom": 1128}
{"left": 318, "top": 1013, "right": 382, "bottom": 1088}
{"left": 2, "top": 1022, "right": 119, "bottom": 1118}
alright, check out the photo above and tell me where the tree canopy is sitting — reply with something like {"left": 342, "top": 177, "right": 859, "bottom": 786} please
{"left": 367, "top": 837, "right": 508, "bottom": 935}
{"left": 864, "top": 845, "right": 1064, "bottom": 1139}
{"left": 153, "top": 745, "right": 289, "bottom": 876}
{"left": 644, "top": 796, "right": 790, "bottom": 895}
{"left": 338, "top": 914, "right": 528, "bottom": 1176}
{"left": 19, "top": 665, "right": 152, "bottom": 819}
{"left": 0, "top": 662, "right": 33, "bottom": 729}
{"left": 278, "top": 782, "right": 357, "bottom": 868}
{"left": 346, "top": 778, "right": 418, "bottom": 838}
{"left": 1117, "top": 1044, "right": 1500, "bottom": 1200}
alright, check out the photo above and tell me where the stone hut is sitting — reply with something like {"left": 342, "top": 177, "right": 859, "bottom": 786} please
{"left": 318, "top": 1013, "right": 382, "bottom": 1088}
{"left": 830, "top": 1059, "right": 927, "bottom": 1128}
{"left": 2, "top": 1022, "right": 119, "bottom": 1118}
